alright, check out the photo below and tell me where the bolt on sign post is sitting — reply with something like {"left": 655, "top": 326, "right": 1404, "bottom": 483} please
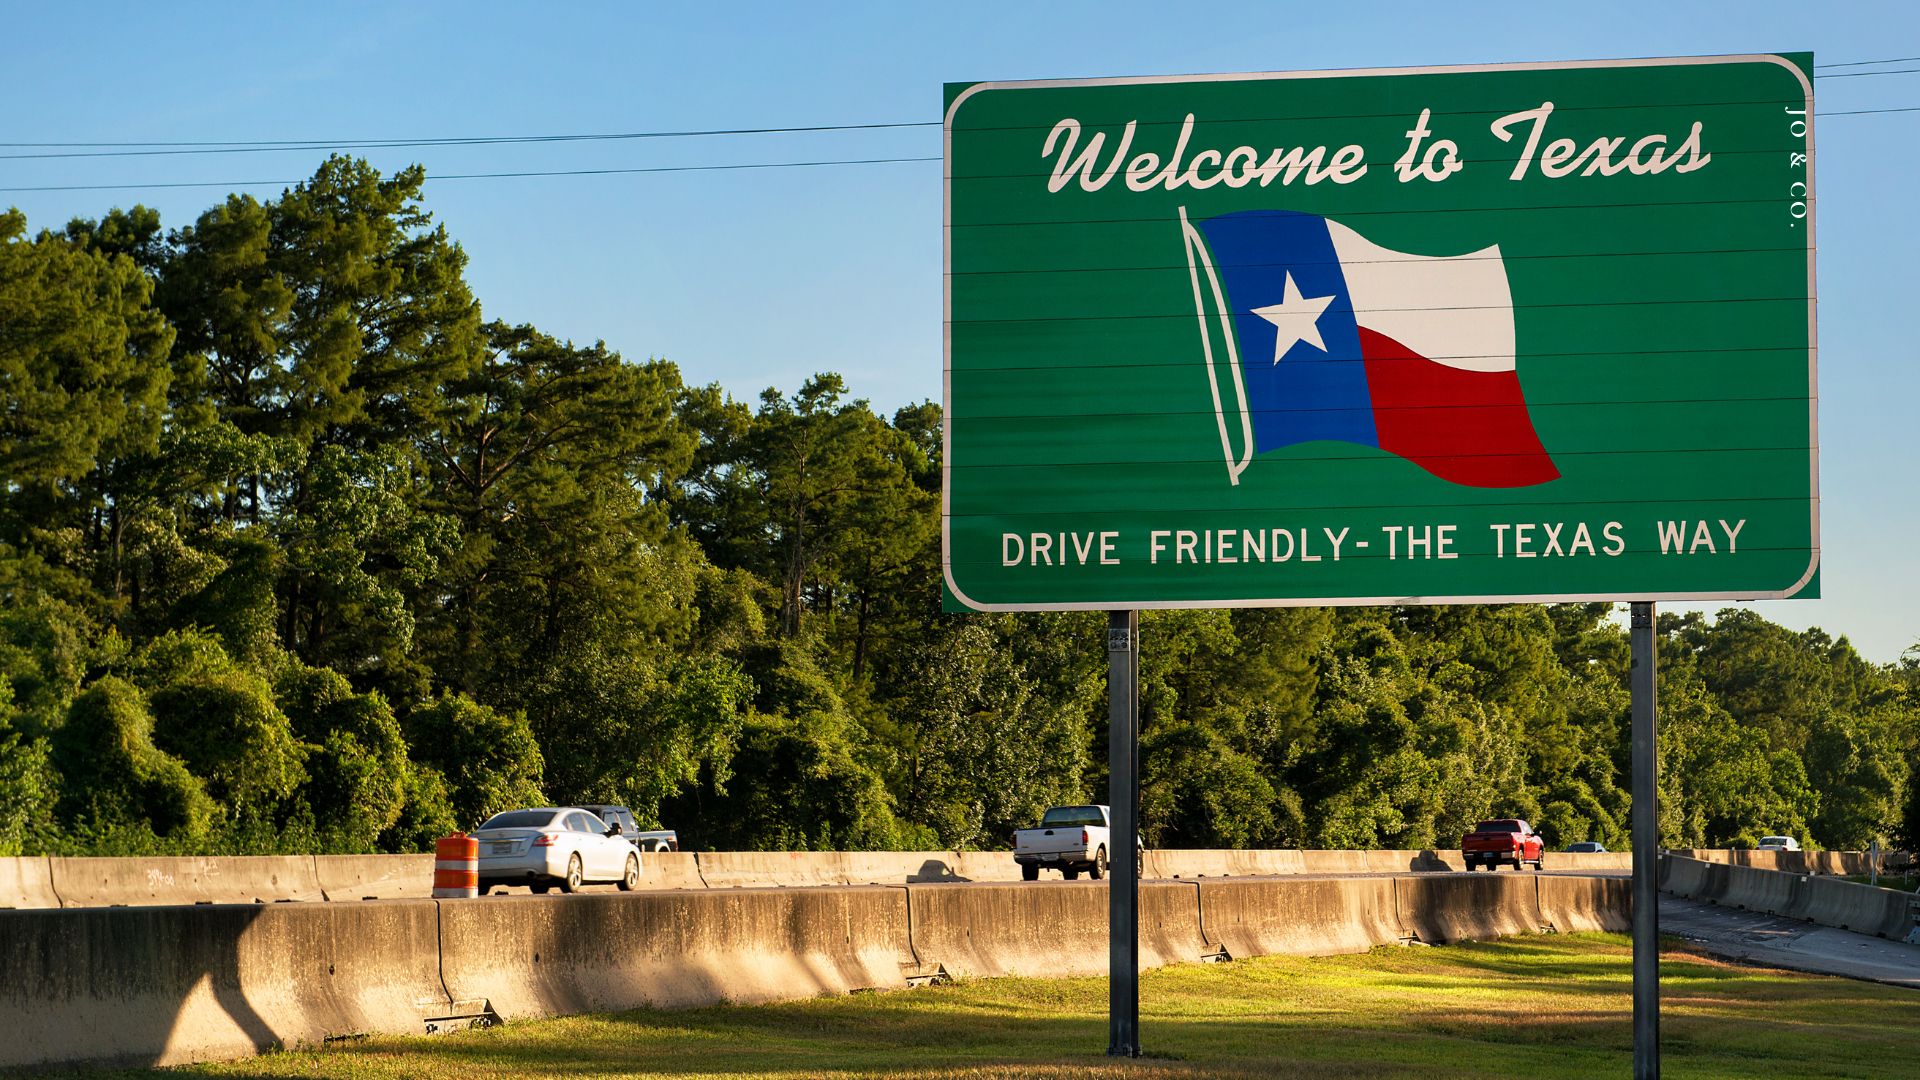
{"left": 942, "top": 55, "right": 1817, "bottom": 1073}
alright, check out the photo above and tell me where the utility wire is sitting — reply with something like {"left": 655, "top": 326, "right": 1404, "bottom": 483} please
{"left": 3, "top": 54, "right": 1914, "bottom": 191}
{"left": 1, "top": 69, "right": 1912, "bottom": 163}
{"left": 0, "top": 95, "right": 1886, "bottom": 162}
{"left": 0, "top": 155, "right": 941, "bottom": 194}
{"left": 1814, "top": 67, "right": 1920, "bottom": 79}
{"left": 1815, "top": 56, "right": 1920, "bottom": 69}
{"left": 0, "top": 121, "right": 940, "bottom": 152}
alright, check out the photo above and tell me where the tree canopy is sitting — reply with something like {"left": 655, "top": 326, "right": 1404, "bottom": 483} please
{"left": 1, "top": 160, "right": 1914, "bottom": 858}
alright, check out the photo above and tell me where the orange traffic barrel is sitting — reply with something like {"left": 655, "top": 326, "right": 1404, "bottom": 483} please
{"left": 433, "top": 834, "right": 479, "bottom": 898}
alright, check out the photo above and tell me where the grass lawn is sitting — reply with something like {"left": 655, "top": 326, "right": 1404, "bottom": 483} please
{"left": 69, "top": 933, "right": 1920, "bottom": 1080}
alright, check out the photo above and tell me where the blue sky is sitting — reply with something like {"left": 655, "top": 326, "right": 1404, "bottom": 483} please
{"left": 4, "top": 2, "right": 1916, "bottom": 660}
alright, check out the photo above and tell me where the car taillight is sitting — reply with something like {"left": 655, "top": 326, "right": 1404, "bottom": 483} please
{"left": 533, "top": 833, "right": 558, "bottom": 847}
{"left": 1081, "top": 829, "right": 1089, "bottom": 844}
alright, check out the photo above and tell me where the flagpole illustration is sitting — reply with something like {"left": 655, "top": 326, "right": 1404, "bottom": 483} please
{"left": 1178, "top": 207, "right": 1255, "bottom": 486}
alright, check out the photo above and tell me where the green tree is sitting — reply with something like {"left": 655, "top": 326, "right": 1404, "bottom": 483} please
{"left": 403, "top": 694, "right": 545, "bottom": 830}
{"left": 276, "top": 664, "right": 411, "bottom": 851}
{"left": 0, "top": 679, "right": 57, "bottom": 855}
{"left": 50, "top": 676, "right": 214, "bottom": 841}
{"left": 732, "top": 375, "right": 919, "bottom": 638}
{"left": 892, "top": 614, "right": 1103, "bottom": 848}
{"left": 133, "top": 629, "right": 307, "bottom": 821}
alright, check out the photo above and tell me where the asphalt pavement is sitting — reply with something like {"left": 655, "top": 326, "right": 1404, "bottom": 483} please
{"left": 1661, "top": 893, "right": 1920, "bottom": 989}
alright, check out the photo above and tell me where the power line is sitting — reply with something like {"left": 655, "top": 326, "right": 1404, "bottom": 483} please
{"left": 4, "top": 55, "right": 1914, "bottom": 194}
{"left": 0, "top": 67, "right": 1912, "bottom": 166}
{"left": 1815, "top": 56, "right": 1920, "bottom": 69}
{"left": 0, "top": 94, "right": 1890, "bottom": 164}
{"left": 1814, "top": 67, "right": 1920, "bottom": 79}
{"left": 0, "top": 121, "right": 940, "bottom": 155}
{"left": 0, "top": 155, "right": 942, "bottom": 194}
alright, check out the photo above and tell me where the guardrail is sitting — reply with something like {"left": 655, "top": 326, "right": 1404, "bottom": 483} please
{"left": 0, "top": 847, "right": 1655, "bottom": 909}
{"left": 0, "top": 869, "right": 1629, "bottom": 1070}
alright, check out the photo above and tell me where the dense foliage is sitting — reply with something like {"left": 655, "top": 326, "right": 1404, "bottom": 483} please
{"left": 1, "top": 160, "right": 1915, "bottom": 857}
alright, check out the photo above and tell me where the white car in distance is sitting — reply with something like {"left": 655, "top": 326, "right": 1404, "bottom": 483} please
{"left": 472, "top": 807, "right": 642, "bottom": 894}
{"left": 1756, "top": 835, "right": 1802, "bottom": 852}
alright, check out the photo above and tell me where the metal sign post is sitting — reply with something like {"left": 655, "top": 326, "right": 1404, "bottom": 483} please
{"left": 1106, "top": 610, "right": 1140, "bottom": 1057}
{"left": 1630, "top": 601, "right": 1659, "bottom": 1080}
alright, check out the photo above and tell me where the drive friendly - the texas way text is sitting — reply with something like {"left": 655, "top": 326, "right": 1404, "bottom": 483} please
{"left": 999, "top": 519, "right": 1748, "bottom": 567}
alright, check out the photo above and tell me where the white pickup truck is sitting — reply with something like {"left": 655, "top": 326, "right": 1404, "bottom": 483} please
{"left": 1013, "top": 804, "right": 1141, "bottom": 881}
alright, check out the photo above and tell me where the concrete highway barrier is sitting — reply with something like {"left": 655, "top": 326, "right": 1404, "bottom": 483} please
{"left": 943, "top": 850, "right": 1026, "bottom": 882}
{"left": 1540, "top": 851, "right": 1634, "bottom": 871}
{"left": 904, "top": 879, "right": 1108, "bottom": 979}
{"left": 1394, "top": 872, "right": 1541, "bottom": 943}
{"left": 0, "top": 869, "right": 1629, "bottom": 1071}
{"left": 315, "top": 854, "right": 435, "bottom": 900}
{"left": 438, "top": 886, "right": 915, "bottom": 1019}
{"left": 1536, "top": 872, "right": 1632, "bottom": 933}
{"left": 49, "top": 855, "right": 327, "bottom": 907}
{"left": 1722, "top": 861, "right": 1810, "bottom": 919}
{"left": 1152, "top": 849, "right": 1307, "bottom": 877}
{"left": 0, "top": 845, "right": 1682, "bottom": 909}
{"left": 902, "top": 880, "right": 1212, "bottom": 979}
{"left": 1664, "top": 848, "right": 1899, "bottom": 875}
{"left": 0, "top": 856, "right": 61, "bottom": 908}
{"left": 0, "top": 898, "right": 447, "bottom": 1068}
{"left": 1197, "top": 875, "right": 1403, "bottom": 957}
{"left": 1800, "top": 874, "right": 1914, "bottom": 939}
{"left": 691, "top": 850, "right": 964, "bottom": 888}
{"left": 634, "top": 851, "right": 707, "bottom": 890}
{"left": 1661, "top": 854, "right": 1916, "bottom": 941}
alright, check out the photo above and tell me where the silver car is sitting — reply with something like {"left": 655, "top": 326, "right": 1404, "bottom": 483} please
{"left": 472, "top": 807, "right": 642, "bottom": 893}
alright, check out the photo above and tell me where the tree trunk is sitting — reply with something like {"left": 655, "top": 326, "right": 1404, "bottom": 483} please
{"left": 109, "top": 501, "right": 125, "bottom": 608}
{"left": 852, "top": 585, "right": 873, "bottom": 683}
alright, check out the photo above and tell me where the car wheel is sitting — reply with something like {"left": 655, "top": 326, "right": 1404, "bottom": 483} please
{"left": 617, "top": 854, "right": 639, "bottom": 891}
{"left": 1063, "top": 868, "right": 1080, "bottom": 880}
{"left": 1022, "top": 863, "right": 1039, "bottom": 881}
{"left": 561, "top": 853, "right": 584, "bottom": 893}
{"left": 1090, "top": 847, "right": 1107, "bottom": 880}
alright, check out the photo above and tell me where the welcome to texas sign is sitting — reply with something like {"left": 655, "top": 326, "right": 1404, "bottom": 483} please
{"left": 943, "top": 55, "right": 1818, "bottom": 611}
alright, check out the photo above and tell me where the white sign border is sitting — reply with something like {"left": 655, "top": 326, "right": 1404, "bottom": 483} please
{"left": 941, "top": 53, "right": 1818, "bottom": 612}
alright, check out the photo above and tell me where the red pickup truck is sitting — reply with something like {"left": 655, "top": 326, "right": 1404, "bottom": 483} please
{"left": 1461, "top": 819, "right": 1543, "bottom": 871}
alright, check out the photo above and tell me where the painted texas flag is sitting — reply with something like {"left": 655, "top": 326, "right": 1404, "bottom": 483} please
{"left": 1179, "top": 208, "right": 1558, "bottom": 489}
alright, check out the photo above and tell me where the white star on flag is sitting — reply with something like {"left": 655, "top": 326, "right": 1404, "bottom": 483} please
{"left": 1251, "top": 272, "right": 1337, "bottom": 363}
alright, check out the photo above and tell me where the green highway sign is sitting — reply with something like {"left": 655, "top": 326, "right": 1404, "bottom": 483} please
{"left": 942, "top": 54, "right": 1817, "bottom": 611}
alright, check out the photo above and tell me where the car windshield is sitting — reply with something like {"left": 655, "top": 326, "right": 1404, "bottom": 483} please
{"left": 1041, "top": 806, "right": 1106, "bottom": 827}
{"left": 1475, "top": 821, "right": 1521, "bottom": 832}
{"left": 480, "top": 810, "right": 557, "bottom": 829}
{"left": 1760, "top": 836, "right": 1792, "bottom": 846}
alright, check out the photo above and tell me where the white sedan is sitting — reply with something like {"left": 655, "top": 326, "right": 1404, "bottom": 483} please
{"left": 472, "top": 807, "right": 642, "bottom": 893}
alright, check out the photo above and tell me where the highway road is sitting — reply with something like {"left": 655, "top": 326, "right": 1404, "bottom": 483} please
{"left": 1661, "top": 893, "right": 1920, "bottom": 989}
